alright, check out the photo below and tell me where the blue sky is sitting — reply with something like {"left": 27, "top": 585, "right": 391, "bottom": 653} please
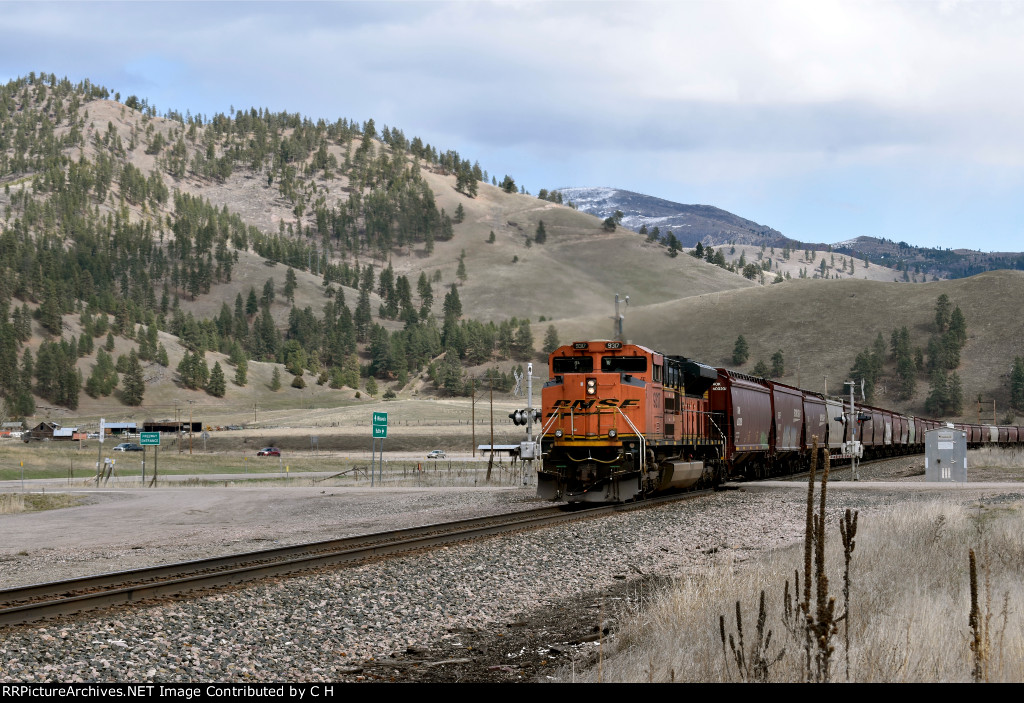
{"left": 4, "top": 0, "right": 1024, "bottom": 251}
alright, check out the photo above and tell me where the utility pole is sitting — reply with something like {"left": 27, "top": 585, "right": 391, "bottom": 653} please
{"left": 187, "top": 400, "right": 195, "bottom": 455}
{"left": 524, "top": 362, "right": 535, "bottom": 486}
{"left": 487, "top": 381, "right": 494, "bottom": 481}
{"left": 471, "top": 379, "right": 476, "bottom": 458}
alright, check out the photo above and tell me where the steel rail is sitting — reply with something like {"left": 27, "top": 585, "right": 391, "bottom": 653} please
{"left": 0, "top": 492, "right": 701, "bottom": 627}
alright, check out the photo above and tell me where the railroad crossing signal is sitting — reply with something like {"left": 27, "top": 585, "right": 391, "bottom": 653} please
{"left": 509, "top": 409, "right": 540, "bottom": 426}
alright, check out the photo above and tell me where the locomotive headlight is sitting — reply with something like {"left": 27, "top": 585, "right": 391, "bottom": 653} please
{"left": 586, "top": 378, "right": 596, "bottom": 395}
{"left": 608, "top": 428, "right": 617, "bottom": 438}
{"left": 554, "top": 429, "right": 563, "bottom": 438}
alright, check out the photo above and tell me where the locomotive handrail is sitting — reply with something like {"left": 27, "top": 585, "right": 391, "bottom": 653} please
{"left": 538, "top": 409, "right": 561, "bottom": 439}
{"left": 616, "top": 405, "right": 646, "bottom": 475}
{"left": 706, "top": 413, "right": 726, "bottom": 445}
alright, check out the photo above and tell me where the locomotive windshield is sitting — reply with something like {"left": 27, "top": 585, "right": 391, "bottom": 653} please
{"left": 601, "top": 356, "right": 647, "bottom": 373}
{"left": 552, "top": 356, "right": 594, "bottom": 374}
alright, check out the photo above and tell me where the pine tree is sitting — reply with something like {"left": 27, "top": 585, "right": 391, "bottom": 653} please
{"left": 1011, "top": 357, "right": 1024, "bottom": 410}
{"left": 732, "top": 335, "right": 749, "bottom": 366}
{"left": 925, "top": 369, "right": 948, "bottom": 416}
{"left": 514, "top": 320, "right": 534, "bottom": 360}
{"left": 934, "top": 294, "right": 952, "bottom": 332}
{"left": 535, "top": 221, "right": 547, "bottom": 244}
{"left": 896, "top": 355, "right": 916, "bottom": 400}
{"left": 354, "top": 287, "right": 372, "bottom": 342}
{"left": 284, "top": 267, "right": 297, "bottom": 303}
{"left": 771, "top": 350, "right": 785, "bottom": 377}
{"left": 543, "top": 325, "right": 560, "bottom": 355}
{"left": 207, "top": 361, "right": 226, "bottom": 397}
{"left": 443, "top": 285, "right": 462, "bottom": 320}
{"left": 849, "top": 348, "right": 877, "bottom": 404}
{"left": 456, "top": 250, "right": 467, "bottom": 284}
{"left": 270, "top": 366, "right": 281, "bottom": 391}
{"left": 121, "top": 350, "right": 145, "bottom": 406}
{"left": 261, "top": 278, "right": 276, "bottom": 307}
{"left": 233, "top": 358, "right": 248, "bottom": 387}
{"left": 947, "top": 371, "right": 963, "bottom": 415}
{"left": 40, "top": 281, "right": 63, "bottom": 335}
{"left": 949, "top": 306, "right": 967, "bottom": 347}
{"left": 246, "top": 287, "right": 259, "bottom": 315}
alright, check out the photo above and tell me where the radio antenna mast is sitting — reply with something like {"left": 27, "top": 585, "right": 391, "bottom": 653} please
{"left": 614, "top": 293, "right": 630, "bottom": 341}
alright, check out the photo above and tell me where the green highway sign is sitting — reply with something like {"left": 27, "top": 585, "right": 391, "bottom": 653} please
{"left": 372, "top": 412, "right": 388, "bottom": 426}
{"left": 140, "top": 432, "right": 161, "bottom": 446}
{"left": 372, "top": 424, "right": 388, "bottom": 438}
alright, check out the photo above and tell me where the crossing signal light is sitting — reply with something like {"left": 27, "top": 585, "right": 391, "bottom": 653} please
{"left": 508, "top": 409, "right": 540, "bottom": 426}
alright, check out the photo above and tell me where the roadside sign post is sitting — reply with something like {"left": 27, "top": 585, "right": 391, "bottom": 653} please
{"left": 371, "top": 412, "right": 388, "bottom": 486}
{"left": 140, "top": 432, "right": 160, "bottom": 487}
{"left": 96, "top": 418, "right": 104, "bottom": 486}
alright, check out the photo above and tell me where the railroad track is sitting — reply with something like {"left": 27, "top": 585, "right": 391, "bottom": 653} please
{"left": 0, "top": 492, "right": 701, "bottom": 627}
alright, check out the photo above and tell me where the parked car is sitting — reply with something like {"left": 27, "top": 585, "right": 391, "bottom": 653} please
{"left": 427, "top": 450, "right": 447, "bottom": 459}
{"left": 113, "top": 442, "right": 144, "bottom": 452}
{"left": 87, "top": 432, "right": 100, "bottom": 439}
{"left": 257, "top": 447, "right": 281, "bottom": 457}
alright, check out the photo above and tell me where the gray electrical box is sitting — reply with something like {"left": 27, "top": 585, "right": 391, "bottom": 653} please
{"left": 924, "top": 427, "right": 967, "bottom": 482}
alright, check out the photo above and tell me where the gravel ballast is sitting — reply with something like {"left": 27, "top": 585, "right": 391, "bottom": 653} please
{"left": 2, "top": 456, "right": 1022, "bottom": 683}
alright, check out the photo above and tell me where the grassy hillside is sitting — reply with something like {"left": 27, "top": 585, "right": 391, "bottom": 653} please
{"left": 1, "top": 75, "right": 1020, "bottom": 433}
{"left": 545, "top": 270, "right": 1024, "bottom": 423}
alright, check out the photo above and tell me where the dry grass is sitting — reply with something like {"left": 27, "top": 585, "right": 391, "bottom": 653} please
{"left": 0, "top": 492, "right": 84, "bottom": 514}
{"left": 721, "top": 244, "right": 908, "bottom": 285}
{"left": 576, "top": 497, "right": 1024, "bottom": 682}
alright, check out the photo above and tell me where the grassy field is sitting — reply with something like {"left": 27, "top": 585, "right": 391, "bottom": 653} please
{"left": 576, "top": 473, "right": 1024, "bottom": 682}
{"left": 0, "top": 430, "right": 534, "bottom": 489}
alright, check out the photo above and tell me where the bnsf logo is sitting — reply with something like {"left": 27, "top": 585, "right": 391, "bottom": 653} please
{"left": 549, "top": 399, "right": 640, "bottom": 410}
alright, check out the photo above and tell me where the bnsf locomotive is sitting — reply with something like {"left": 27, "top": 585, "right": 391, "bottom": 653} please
{"left": 537, "top": 340, "right": 1024, "bottom": 503}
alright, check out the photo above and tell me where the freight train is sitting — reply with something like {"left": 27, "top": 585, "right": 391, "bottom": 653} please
{"left": 536, "top": 341, "right": 1022, "bottom": 503}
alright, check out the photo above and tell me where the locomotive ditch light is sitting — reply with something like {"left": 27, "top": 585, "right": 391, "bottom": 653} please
{"left": 554, "top": 429, "right": 563, "bottom": 438}
{"left": 608, "top": 428, "right": 617, "bottom": 438}
{"left": 586, "top": 378, "right": 596, "bottom": 395}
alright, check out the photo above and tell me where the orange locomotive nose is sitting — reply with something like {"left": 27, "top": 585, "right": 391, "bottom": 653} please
{"left": 543, "top": 374, "right": 641, "bottom": 442}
